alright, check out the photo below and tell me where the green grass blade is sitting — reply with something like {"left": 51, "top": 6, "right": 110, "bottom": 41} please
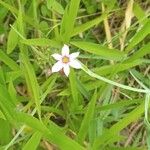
{"left": 125, "top": 20, "right": 150, "bottom": 52}
{"left": 71, "top": 41, "right": 126, "bottom": 61}
{"left": 126, "top": 43, "right": 150, "bottom": 62}
{"left": 21, "top": 38, "right": 60, "bottom": 47}
{"left": 92, "top": 101, "right": 146, "bottom": 149}
{"left": 69, "top": 69, "right": 79, "bottom": 109}
{"left": 81, "top": 63, "right": 149, "bottom": 93}
{"left": 76, "top": 78, "right": 90, "bottom": 100}
{"left": 71, "top": 13, "right": 107, "bottom": 36}
{"left": 60, "top": 0, "right": 81, "bottom": 42}
{"left": 47, "top": 0, "right": 64, "bottom": 14}
{"left": 0, "top": 119, "right": 12, "bottom": 145}
{"left": 0, "top": 85, "right": 15, "bottom": 123}
{"left": 0, "top": 50, "right": 19, "bottom": 71}
{"left": 41, "top": 75, "right": 57, "bottom": 101}
{"left": 21, "top": 54, "right": 41, "bottom": 119}
{"left": 22, "top": 132, "right": 42, "bottom": 150}
{"left": 77, "top": 90, "right": 97, "bottom": 144}
{"left": 133, "top": 2, "right": 149, "bottom": 25}
{"left": 8, "top": 80, "right": 17, "bottom": 105}
{"left": 0, "top": 0, "right": 17, "bottom": 14}
{"left": 0, "top": 0, "right": 39, "bottom": 29}
{"left": 16, "top": 112, "right": 85, "bottom": 150}
{"left": 7, "top": 21, "right": 18, "bottom": 54}
{"left": 91, "top": 59, "right": 143, "bottom": 77}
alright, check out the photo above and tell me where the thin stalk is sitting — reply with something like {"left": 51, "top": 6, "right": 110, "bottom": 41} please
{"left": 81, "top": 63, "right": 150, "bottom": 94}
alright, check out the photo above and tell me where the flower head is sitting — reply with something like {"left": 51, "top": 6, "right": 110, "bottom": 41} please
{"left": 51, "top": 44, "right": 81, "bottom": 76}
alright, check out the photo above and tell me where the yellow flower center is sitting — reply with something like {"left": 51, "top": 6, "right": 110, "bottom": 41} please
{"left": 62, "top": 56, "right": 69, "bottom": 63}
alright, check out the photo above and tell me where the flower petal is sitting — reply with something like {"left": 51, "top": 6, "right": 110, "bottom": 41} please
{"left": 69, "top": 60, "right": 82, "bottom": 69}
{"left": 52, "top": 61, "right": 63, "bottom": 72}
{"left": 51, "top": 54, "right": 62, "bottom": 60}
{"left": 70, "top": 52, "right": 80, "bottom": 60}
{"left": 63, "top": 64, "right": 70, "bottom": 76}
{"left": 62, "top": 44, "right": 69, "bottom": 56}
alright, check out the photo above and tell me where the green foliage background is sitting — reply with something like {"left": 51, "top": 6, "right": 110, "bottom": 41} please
{"left": 0, "top": 0, "right": 150, "bottom": 149}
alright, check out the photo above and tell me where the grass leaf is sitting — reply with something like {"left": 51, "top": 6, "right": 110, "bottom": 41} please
{"left": 22, "top": 132, "right": 42, "bottom": 150}
{"left": 21, "top": 54, "right": 41, "bottom": 119}
{"left": 69, "top": 69, "right": 79, "bottom": 108}
{"left": 0, "top": 118, "right": 12, "bottom": 145}
{"left": 7, "top": 21, "right": 18, "bottom": 54}
{"left": 60, "top": 0, "right": 81, "bottom": 42}
{"left": 92, "top": 102, "right": 146, "bottom": 149}
{"left": 0, "top": 50, "right": 20, "bottom": 71}
{"left": 71, "top": 41, "right": 126, "bottom": 61}
{"left": 126, "top": 43, "right": 150, "bottom": 62}
{"left": 77, "top": 90, "right": 97, "bottom": 144}
{"left": 16, "top": 112, "right": 85, "bottom": 150}
{"left": 72, "top": 13, "right": 107, "bottom": 36}
{"left": 21, "top": 38, "right": 60, "bottom": 47}
{"left": 125, "top": 20, "right": 150, "bottom": 52}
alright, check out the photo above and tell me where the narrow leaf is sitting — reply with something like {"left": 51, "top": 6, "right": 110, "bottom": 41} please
{"left": 21, "top": 38, "right": 60, "bottom": 47}
{"left": 7, "top": 21, "right": 18, "bottom": 54}
{"left": 72, "top": 13, "right": 107, "bottom": 36}
{"left": 71, "top": 41, "right": 126, "bottom": 61}
{"left": 16, "top": 112, "right": 85, "bottom": 150}
{"left": 126, "top": 43, "right": 150, "bottom": 62}
{"left": 125, "top": 20, "right": 150, "bottom": 52}
{"left": 69, "top": 69, "right": 79, "bottom": 108}
{"left": 0, "top": 50, "right": 20, "bottom": 71}
{"left": 60, "top": 0, "right": 81, "bottom": 42}
{"left": 21, "top": 54, "right": 41, "bottom": 118}
{"left": 77, "top": 90, "right": 97, "bottom": 144}
{"left": 22, "top": 132, "right": 42, "bottom": 150}
{"left": 92, "top": 102, "right": 146, "bottom": 149}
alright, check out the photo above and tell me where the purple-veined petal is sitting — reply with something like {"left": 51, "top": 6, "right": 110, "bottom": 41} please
{"left": 70, "top": 52, "right": 80, "bottom": 60}
{"left": 69, "top": 59, "right": 82, "bottom": 69}
{"left": 62, "top": 44, "right": 69, "bottom": 56}
{"left": 63, "top": 64, "right": 70, "bottom": 76}
{"left": 52, "top": 61, "right": 63, "bottom": 72}
{"left": 51, "top": 54, "right": 62, "bottom": 61}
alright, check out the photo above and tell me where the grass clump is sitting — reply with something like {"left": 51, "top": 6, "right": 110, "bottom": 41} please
{"left": 0, "top": 0, "right": 150, "bottom": 149}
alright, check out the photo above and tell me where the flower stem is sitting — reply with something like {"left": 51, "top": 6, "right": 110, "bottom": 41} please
{"left": 81, "top": 63, "right": 150, "bottom": 94}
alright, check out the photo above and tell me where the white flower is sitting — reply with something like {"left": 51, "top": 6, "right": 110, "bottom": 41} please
{"left": 51, "top": 44, "right": 81, "bottom": 76}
